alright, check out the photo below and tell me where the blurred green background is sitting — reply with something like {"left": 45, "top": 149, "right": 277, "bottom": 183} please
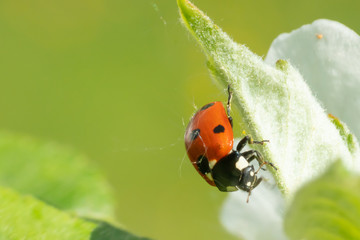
{"left": 0, "top": 0, "right": 359, "bottom": 239}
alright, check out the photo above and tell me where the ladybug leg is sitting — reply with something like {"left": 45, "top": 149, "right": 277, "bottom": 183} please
{"left": 248, "top": 136, "right": 269, "bottom": 145}
{"left": 255, "top": 161, "right": 277, "bottom": 173}
{"left": 252, "top": 139, "right": 270, "bottom": 145}
{"left": 236, "top": 135, "right": 269, "bottom": 152}
{"left": 241, "top": 149, "right": 264, "bottom": 164}
{"left": 241, "top": 150, "right": 277, "bottom": 171}
{"left": 228, "top": 116, "right": 233, "bottom": 128}
{"left": 253, "top": 177, "right": 263, "bottom": 188}
{"left": 226, "top": 85, "right": 233, "bottom": 127}
{"left": 236, "top": 136, "right": 251, "bottom": 152}
{"left": 226, "top": 85, "right": 232, "bottom": 116}
{"left": 253, "top": 158, "right": 277, "bottom": 172}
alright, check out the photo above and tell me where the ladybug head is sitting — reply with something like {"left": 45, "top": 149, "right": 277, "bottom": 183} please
{"left": 211, "top": 153, "right": 262, "bottom": 193}
{"left": 237, "top": 165, "right": 262, "bottom": 192}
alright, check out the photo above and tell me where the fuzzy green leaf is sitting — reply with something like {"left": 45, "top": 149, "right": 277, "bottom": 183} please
{"left": 177, "top": 0, "right": 359, "bottom": 198}
{"left": 285, "top": 160, "right": 360, "bottom": 240}
{"left": 0, "top": 131, "right": 115, "bottom": 220}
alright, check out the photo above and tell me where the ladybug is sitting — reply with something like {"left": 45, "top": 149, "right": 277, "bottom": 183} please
{"left": 184, "top": 86, "right": 276, "bottom": 202}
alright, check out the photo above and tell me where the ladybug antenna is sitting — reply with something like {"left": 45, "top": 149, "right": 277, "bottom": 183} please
{"left": 246, "top": 189, "right": 252, "bottom": 203}
{"left": 235, "top": 185, "right": 252, "bottom": 203}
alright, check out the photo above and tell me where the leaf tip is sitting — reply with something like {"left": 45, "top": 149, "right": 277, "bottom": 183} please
{"left": 177, "top": 0, "right": 206, "bottom": 28}
{"left": 177, "top": 0, "right": 194, "bottom": 18}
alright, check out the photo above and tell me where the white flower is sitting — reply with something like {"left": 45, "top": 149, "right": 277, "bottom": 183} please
{"left": 221, "top": 19, "right": 360, "bottom": 240}
{"left": 266, "top": 19, "right": 360, "bottom": 139}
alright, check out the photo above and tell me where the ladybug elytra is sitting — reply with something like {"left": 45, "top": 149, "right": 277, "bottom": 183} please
{"left": 184, "top": 86, "right": 276, "bottom": 202}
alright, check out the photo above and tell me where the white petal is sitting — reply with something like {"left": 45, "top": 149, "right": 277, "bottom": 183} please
{"left": 265, "top": 19, "right": 360, "bottom": 139}
{"left": 220, "top": 182, "right": 286, "bottom": 240}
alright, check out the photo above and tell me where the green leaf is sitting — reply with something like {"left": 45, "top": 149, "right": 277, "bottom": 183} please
{"left": 177, "top": 0, "right": 360, "bottom": 198}
{"left": 285, "top": 160, "right": 360, "bottom": 240}
{"left": 90, "top": 221, "right": 151, "bottom": 240}
{"left": 0, "top": 131, "right": 115, "bottom": 220}
{"left": 0, "top": 186, "right": 96, "bottom": 239}
{"left": 0, "top": 186, "right": 149, "bottom": 240}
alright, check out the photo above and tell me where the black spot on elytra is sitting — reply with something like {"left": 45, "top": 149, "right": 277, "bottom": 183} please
{"left": 190, "top": 129, "right": 200, "bottom": 141}
{"left": 213, "top": 124, "right": 225, "bottom": 133}
{"left": 196, "top": 155, "right": 210, "bottom": 175}
{"left": 200, "top": 102, "right": 214, "bottom": 111}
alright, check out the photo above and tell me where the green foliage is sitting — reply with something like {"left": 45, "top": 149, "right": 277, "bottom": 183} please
{"left": 90, "top": 221, "right": 151, "bottom": 240}
{"left": 285, "top": 161, "right": 360, "bottom": 240}
{"left": 0, "top": 131, "right": 114, "bottom": 220}
{"left": 0, "top": 132, "right": 149, "bottom": 239}
{"left": 0, "top": 186, "right": 96, "bottom": 239}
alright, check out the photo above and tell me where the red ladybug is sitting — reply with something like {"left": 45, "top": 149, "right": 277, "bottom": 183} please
{"left": 184, "top": 86, "right": 276, "bottom": 202}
